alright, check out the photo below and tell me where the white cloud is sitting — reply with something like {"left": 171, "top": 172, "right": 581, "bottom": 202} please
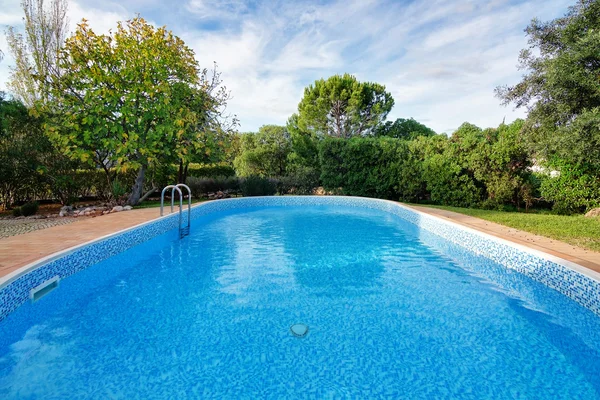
{"left": 0, "top": 0, "right": 575, "bottom": 134}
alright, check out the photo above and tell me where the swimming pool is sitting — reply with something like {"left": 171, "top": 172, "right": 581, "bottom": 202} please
{"left": 1, "top": 197, "right": 599, "bottom": 398}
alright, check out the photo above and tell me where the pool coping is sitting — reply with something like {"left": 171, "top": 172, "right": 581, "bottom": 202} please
{"left": 0, "top": 207, "right": 188, "bottom": 291}
{"left": 401, "top": 202, "right": 600, "bottom": 284}
{"left": 1, "top": 196, "right": 599, "bottom": 319}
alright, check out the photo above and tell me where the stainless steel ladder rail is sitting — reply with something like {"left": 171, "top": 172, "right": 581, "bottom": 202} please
{"left": 160, "top": 184, "right": 191, "bottom": 238}
{"left": 176, "top": 183, "right": 191, "bottom": 237}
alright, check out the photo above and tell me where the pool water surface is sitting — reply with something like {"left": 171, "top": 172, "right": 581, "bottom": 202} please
{"left": 1, "top": 205, "right": 599, "bottom": 398}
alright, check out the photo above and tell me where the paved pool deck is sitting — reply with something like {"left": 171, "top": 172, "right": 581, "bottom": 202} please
{"left": 0, "top": 201, "right": 599, "bottom": 280}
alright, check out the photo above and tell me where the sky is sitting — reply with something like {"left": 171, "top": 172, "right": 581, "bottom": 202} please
{"left": 0, "top": 0, "right": 573, "bottom": 134}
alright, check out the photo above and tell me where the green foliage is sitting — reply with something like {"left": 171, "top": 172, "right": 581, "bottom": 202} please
{"left": 233, "top": 125, "right": 291, "bottom": 177}
{"left": 186, "top": 176, "right": 240, "bottom": 197}
{"left": 187, "top": 164, "right": 235, "bottom": 178}
{"left": 296, "top": 74, "right": 394, "bottom": 138}
{"left": 319, "top": 136, "right": 408, "bottom": 199}
{"left": 286, "top": 113, "right": 321, "bottom": 182}
{"left": 0, "top": 92, "right": 85, "bottom": 207}
{"left": 12, "top": 207, "right": 22, "bottom": 217}
{"left": 374, "top": 118, "right": 436, "bottom": 139}
{"left": 277, "top": 166, "right": 320, "bottom": 195}
{"left": 0, "top": 93, "right": 46, "bottom": 208}
{"left": 111, "top": 180, "right": 127, "bottom": 201}
{"left": 240, "top": 176, "right": 277, "bottom": 197}
{"left": 46, "top": 17, "right": 231, "bottom": 205}
{"left": 540, "top": 164, "right": 600, "bottom": 214}
{"left": 497, "top": 0, "right": 600, "bottom": 201}
{"left": 315, "top": 120, "right": 534, "bottom": 209}
{"left": 20, "top": 201, "right": 39, "bottom": 216}
{"left": 422, "top": 152, "right": 483, "bottom": 208}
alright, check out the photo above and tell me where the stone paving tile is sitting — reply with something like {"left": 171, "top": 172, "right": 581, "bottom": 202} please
{"left": 0, "top": 207, "right": 167, "bottom": 278}
{"left": 0, "top": 217, "right": 80, "bottom": 239}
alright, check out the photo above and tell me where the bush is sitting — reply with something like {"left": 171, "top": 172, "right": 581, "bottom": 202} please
{"left": 278, "top": 166, "right": 320, "bottom": 195}
{"left": 240, "top": 176, "right": 277, "bottom": 197}
{"left": 319, "top": 136, "right": 415, "bottom": 200}
{"left": 187, "top": 164, "right": 235, "bottom": 178}
{"left": 540, "top": 165, "right": 600, "bottom": 214}
{"left": 20, "top": 201, "right": 39, "bottom": 217}
{"left": 12, "top": 207, "right": 22, "bottom": 217}
{"left": 422, "top": 153, "right": 483, "bottom": 208}
{"left": 186, "top": 176, "right": 241, "bottom": 198}
{"left": 111, "top": 180, "right": 127, "bottom": 201}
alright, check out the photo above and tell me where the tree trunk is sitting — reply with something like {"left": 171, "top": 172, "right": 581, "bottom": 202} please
{"left": 177, "top": 159, "right": 184, "bottom": 184}
{"left": 138, "top": 187, "right": 157, "bottom": 204}
{"left": 127, "top": 164, "right": 146, "bottom": 205}
{"left": 183, "top": 163, "right": 189, "bottom": 184}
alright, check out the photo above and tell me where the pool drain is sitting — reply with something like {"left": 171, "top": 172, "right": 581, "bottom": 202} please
{"left": 290, "top": 323, "right": 309, "bottom": 338}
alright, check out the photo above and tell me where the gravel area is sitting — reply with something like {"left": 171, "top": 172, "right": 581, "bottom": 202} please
{"left": 0, "top": 217, "right": 81, "bottom": 239}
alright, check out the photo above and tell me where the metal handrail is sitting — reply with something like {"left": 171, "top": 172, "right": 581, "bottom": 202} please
{"left": 176, "top": 183, "right": 192, "bottom": 234}
{"left": 160, "top": 184, "right": 191, "bottom": 238}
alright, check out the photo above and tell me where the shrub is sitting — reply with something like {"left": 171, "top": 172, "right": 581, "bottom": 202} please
{"left": 240, "top": 176, "right": 277, "bottom": 197}
{"left": 278, "top": 166, "right": 320, "bottom": 195}
{"left": 422, "top": 153, "right": 483, "bottom": 208}
{"left": 20, "top": 201, "right": 39, "bottom": 216}
{"left": 319, "top": 136, "right": 418, "bottom": 200}
{"left": 111, "top": 180, "right": 127, "bottom": 201}
{"left": 540, "top": 165, "right": 600, "bottom": 214}
{"left": 12, "top": 207, "right": 22, "bottom": 217}
{"left": 186, "top": 176, "right": 241, "bottom": 198}
{"left": 187, "top": 164, "right": 235, "bottom": 178}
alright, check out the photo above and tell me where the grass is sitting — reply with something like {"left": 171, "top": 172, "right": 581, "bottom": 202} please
{"left": 411, "top": 204, "right": 600, "bottom": 252}
{"left": 133, "top": 198, "right": 205, "bottom": 209}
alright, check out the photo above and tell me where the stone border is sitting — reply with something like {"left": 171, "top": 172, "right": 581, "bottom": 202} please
{"left": 1, "top": 196, "right": 599, "bottom": 322}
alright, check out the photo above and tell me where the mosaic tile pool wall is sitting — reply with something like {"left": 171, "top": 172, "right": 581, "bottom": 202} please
{"left": 1, "top": 196, "right": 599, "bottom": 321}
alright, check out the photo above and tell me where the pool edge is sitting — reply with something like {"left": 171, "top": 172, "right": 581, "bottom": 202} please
{"left": 1, "top": 196, "right": 599, "bottom": 320}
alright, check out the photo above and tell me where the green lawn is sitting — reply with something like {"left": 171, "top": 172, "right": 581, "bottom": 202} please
{"left": 133, "top": 198, "right": 205, "bottom": 209}
{"left": 412, "top": 205, "right": 600, "bottom": 252}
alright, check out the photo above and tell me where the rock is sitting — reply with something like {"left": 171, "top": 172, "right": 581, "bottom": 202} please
{"left": 585, "top": 208, "right": 600, "bottom": 218}
{"left": 60, "top": 205, "right": 73, "bottom": 212}
{"left": 123, "top": 205, "right": 133, "bottom": 211}
{"left": 111, "top": 206, "right": 124, "bottom": 213}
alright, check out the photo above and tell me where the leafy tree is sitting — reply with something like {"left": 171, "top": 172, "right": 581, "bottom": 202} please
{"left": 474, "top": 120, "right": 533, "bottom": 209}
{"left": 0, "top": 93, "right": 44, "bottom": 208}
{"left": 46, "top": 17, "right": 230, "bottom": 205}
{"left": 5, "top": 0, "right": 69, "bottom": 107}
{"left": 233, "top": 125, "right": 291, "bottom": 177}
{"left": 0, "top": 92, "right": 84, "bottom": 207}
{"left": 374, "top": 117, "right": 436, "bottom": 139}
{"left": 286, "top": 113, "right": 320, "bottom": 172}
{"left": 496, "top": 0, "right": 600, "bottom": 210}
{"left": 296, "top": 73, "right": 394, "bottom": 138}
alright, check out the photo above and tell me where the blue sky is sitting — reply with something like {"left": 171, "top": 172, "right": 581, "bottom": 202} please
{"left": 0, "top": 0, "right": 573, "bottom": 133}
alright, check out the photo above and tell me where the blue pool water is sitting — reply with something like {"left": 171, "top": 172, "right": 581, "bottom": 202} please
{"left": 1, "top": 205, "right": 600, "bottom": 399}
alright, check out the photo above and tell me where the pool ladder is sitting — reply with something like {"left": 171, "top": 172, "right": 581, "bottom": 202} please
{"left": 160, "top": 184, "right": 191, "bottom": 238}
